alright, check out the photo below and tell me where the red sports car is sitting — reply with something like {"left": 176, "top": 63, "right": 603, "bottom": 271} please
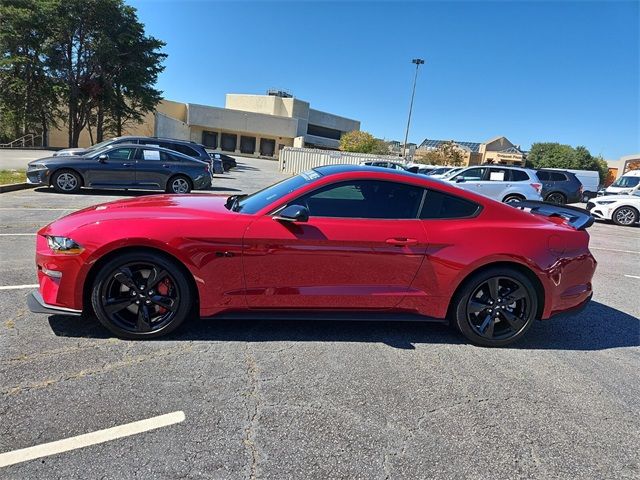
{"left": 28, "top": 165, "right": 596, "bottom": 347}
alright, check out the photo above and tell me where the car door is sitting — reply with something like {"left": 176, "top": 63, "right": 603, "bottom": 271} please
{"left": 135, "top": 148, "right": 176, "bottom": 189}
{"left": 85, "top": 147, "right": 137, "bottom": 187}
{"left": 481, "top": 166, "right": 513, "bottom": 200}
{"left": 451, "top": 167, "right": 487, "bottom": 194}
{"left": 242, "top": 179, "right": 428, "bottom": 310}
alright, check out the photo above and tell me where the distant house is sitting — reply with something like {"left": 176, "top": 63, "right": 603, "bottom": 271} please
{"left": 417, "top": 136, "right": 525, "bottom": 166}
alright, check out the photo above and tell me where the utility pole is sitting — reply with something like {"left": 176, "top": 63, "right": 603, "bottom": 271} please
{"left": 402, "top": 58, "right": 425, "bottom": 160}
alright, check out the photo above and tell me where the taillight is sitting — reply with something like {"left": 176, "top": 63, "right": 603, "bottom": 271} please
{"left": 531, "top": 183, "right": 542, "bottom": 193}
{"left": 579, "top": 185, "right": 584, "bottom": 193}
{"left": 205, "top": 164, "right": 210, "bottom": 173}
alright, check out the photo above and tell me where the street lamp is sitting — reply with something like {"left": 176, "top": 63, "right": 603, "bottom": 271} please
{"left": 402, "top": 58, "right": 425, "bottom": 160}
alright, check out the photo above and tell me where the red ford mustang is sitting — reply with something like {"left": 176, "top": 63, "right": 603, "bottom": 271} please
{"left": 28, "top": 165, "right": 596, "bottom": 347}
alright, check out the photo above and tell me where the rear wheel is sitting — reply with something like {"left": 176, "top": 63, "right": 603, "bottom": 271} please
{"left": 166, "top": 175, "right": 192, "bottom": 194}
{"left": 546, "top": 192, "right": 566, "bottom": 204}
{"left": 612, "top": 206, "right": 638, "bottom": 226}
{"left": 91, "top": 251, "right": 193, "bottom": 339}
{"left": 453, "top": 267, "right": 538, "bottom": 347}
{"left": 503, "top": 194, "right": 524, "bottom": 204}
{"left": 52, "top": 169, "right": 82, "bottom": 193}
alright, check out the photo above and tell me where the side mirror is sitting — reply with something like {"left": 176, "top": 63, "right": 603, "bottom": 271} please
{"left": 98, "top": 154, "right": 108, "bottom": 163}
{"left": 273, "top": 205, "right": 309, "bottom": 223}
{"left": 455, "top": 177, "right": 466, "bottom": 183}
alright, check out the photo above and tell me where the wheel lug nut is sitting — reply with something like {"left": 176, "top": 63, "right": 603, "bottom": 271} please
{"left": 135, "top": 300, "right": 140, "bottom": 304}
{"left": 148, "top": 291, "right": 153, "bottom": 295}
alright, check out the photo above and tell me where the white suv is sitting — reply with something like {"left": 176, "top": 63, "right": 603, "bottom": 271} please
{"left": 448, "top": 165, "right": 543, "bottom": 203}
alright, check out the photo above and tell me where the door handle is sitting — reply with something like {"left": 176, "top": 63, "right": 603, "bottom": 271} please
{"left": 162, "top": 164, "right": 170, "bottom": 168}
{"left": 122, "top": 163, "right": 133, "bottom": 167}
{"left": 386, "top": 238, "right": 418, "bottom": 246}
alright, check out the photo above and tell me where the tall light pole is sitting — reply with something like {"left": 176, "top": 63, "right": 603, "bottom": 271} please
{"left": 402, "top": 58, "right": 425, "bottom": 160}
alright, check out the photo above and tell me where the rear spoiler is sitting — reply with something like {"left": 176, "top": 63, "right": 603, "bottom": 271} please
{"left": 511, "top": 200, "right": 595, "bottom": 230}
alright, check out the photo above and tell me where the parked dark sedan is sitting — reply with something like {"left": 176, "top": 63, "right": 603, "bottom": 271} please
{"left": 27, "top": 144, "right": 212, "bottom": 194}
{"left": 54, "top": 136, "right": 224, "bottom": 174}
{"left": 536, "top": 169, "right": 583, "bottom": 204}
{"left": 209, "top": 152, "right": 237, "bottom": 171}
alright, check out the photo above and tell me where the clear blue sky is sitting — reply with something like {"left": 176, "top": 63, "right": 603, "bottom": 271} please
{"left": 131, "top": 1, "right": 638, "bottom": 160}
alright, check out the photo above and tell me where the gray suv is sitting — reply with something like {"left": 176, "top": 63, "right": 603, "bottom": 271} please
{"left": 448, "top": 165, "right": 543, "bottom": 203}
{"left": 54, "top": 136, "right": 224, "bottom": 174}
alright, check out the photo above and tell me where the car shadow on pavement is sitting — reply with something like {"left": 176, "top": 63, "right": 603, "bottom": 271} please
{"left": 47, "top": 301, "right": 638, "bottom": 351}
{"left": 34, "top": 187, "right": 152, "bottom": 197}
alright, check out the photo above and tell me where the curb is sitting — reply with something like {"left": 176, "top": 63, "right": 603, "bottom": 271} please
{"left": 0, "top": 182, "right": 36, "bottom": 193}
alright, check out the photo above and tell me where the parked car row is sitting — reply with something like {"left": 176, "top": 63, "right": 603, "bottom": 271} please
{"left": 27, "top": 135, "right": 240, "bottom": 194}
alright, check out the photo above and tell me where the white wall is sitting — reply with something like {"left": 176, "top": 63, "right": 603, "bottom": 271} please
{"left": 279, "top": 147, "right": 404, "bottom": 174}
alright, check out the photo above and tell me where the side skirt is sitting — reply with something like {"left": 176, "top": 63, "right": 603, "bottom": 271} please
{"left": 203, "top": 310, "right": 447, "bottom": 324}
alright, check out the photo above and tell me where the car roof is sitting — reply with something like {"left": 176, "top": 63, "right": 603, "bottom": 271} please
{"left": 95, "top": 143, "right": 203, "bottom": 160}
{"left": 315, "top": 164, "right": 416, "bottom": 178}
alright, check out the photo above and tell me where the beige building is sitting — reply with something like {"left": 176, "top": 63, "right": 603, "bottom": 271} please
{"left": 417, "top": 136, "right": 525, "bottom": 166}
{"left": 48, "top": 90, "right": 360, "bottom": 159}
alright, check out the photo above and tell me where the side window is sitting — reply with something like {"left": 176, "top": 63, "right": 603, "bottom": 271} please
{"left": 138, "top": 148, "right": 162, "bottom": 161}
{"left": 457, "top": 167, "right": 486, "bottom": 181}
{"left": 172, "top": 143, "right": 199, "bottom": 157}
{"left": 510, "top": 170, "right": 530, "bottom": 181}
{"left": 536, "top": 171, "right": 550, "bottom": 181}
{"left": 160, "top": 151, "right": 174, "bottom": 162}
{"left": 291, "top": 180, "right": 424, "bottom": 219}
{"left": 488, "top": 168, "right": 510, "bottom": 182}
{"left": 420, "top": 190, "right": 481, "bottom": 219}
{"left": 550, "top": 172, "right": 567, "bottom": 181}
{"left": 107, "top": 148, "right": 136, "bottom": 160}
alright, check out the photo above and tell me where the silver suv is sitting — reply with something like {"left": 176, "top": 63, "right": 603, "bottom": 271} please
{"left": 447, "top": 165, "right": 542, "bottom": 203}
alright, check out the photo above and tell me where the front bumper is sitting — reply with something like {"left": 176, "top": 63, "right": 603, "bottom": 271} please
{"left": 27, "top": 290, "right": 82, "bottom": 316}
{"left": 26, "top": 169, "right": 49, "bottom": 185}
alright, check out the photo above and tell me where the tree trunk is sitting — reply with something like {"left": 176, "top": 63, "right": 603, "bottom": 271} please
{"left": 96, "top": 102, "right": 104, "bottom": 142}
{"left": 41, "top": 115, "right": 48, "bottom": 147}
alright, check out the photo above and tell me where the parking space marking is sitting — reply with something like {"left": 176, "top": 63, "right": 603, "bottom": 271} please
{"left": 0, "top": 208, "right": 72, "bottom": 211}
{"left": 0, "top": 233, "right": 36, "bottom": 236}
{"left": 0, "top": 284, "right": 38, "bottom": 291}
{"left": 624, "top": 275, "right": 640, "bottom": 280}
{"left": 591, "top": 247, "right": 639, "bottom": 255}
{"left": 0, "top": 411, "right": 185, "bottom": 468}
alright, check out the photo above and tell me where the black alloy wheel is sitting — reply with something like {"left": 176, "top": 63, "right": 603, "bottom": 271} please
{"left": 91, "top": 252, "right": 193, "bottom": 339}
{"left": 454, "top": 268, "right": 538, "bottom": 347}
{"left": 546, "top": 192, "right": 566, "bottom": 205}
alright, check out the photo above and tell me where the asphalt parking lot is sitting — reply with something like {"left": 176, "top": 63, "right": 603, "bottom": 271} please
{"left": 0, "top": 158, "right": 638, "bottom": 479}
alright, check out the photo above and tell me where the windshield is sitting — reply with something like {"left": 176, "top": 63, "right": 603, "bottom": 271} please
{"left": 442, "top": 168, "right": 462, "bottom": 179}
{"left": 611, "top": 176, "right": 640, "bottom": 188}
{"left": 85, "top": 139, "right": 117, "bottom": 153}
{"left": 234, "top": 169, "right": 323, "bottom": 214}
{"left": 428, "top": 167, "right": 451, "bottom": 175}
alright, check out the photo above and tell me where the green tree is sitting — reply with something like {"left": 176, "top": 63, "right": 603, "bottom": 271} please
{"left": 528, "top": 142, "right": 609, "bottom": 184}
{"left": 0, "top": 0, "right": 60, "bottom": 145}
{"left": 339, "top": 131, "right": 389, "bottom": 154}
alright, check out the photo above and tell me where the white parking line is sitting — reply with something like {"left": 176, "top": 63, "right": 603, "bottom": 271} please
{"left": 0, "top": 208, "right": 71, "bottom": 211}
{"left": 0, "top": 411, "right": 185, "bottom": 468}
{"left": 591, "top": 247, "right": 639, "bottom": 255}
{"left": 0, "top": 233, "right": 36, "bottom": 236}
{"left": 624, "top": 275, "right": 640, "bottom": 280}
{"left": 0, "top": 284, "right": 38, "bottom": 291}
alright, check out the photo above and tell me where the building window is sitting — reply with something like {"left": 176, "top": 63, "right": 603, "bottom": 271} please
{"left": 221, "top": 133, "right": 237, "bottom": 152}
{"left": 260, "top": 138, "right": 276, "bottom": 156}
{"left": 240, "top": 136, "right": 256, "bottom": 154}
{"left": 202, "top": 131, "right": 218, "bottom": 149}
{"left": 306, "top": 124, "right": 342, "bottom": 140}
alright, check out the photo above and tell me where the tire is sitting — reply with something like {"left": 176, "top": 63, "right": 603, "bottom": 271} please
{"left": 166, "top": 175, "right": 192, "bottom": 194}
{"left": 503, "top": 194, "right": 524, "bottom": 204}
{"left": 452, "top": 267, "right": 538, "bottom": 347}
{"left": 581, "top": 192, "right": 592, "bottom": 203}
{"left": 91, "top": 251, "right": 194, "bottom": 339}
{"left": 52, "top": 169, "right": 82, "bottom": 193}
{"left": 612, "top": 206, "right": 639, "bottom": 227}
{"left": 545, "top": 192, "right": 566, "bottom": 205}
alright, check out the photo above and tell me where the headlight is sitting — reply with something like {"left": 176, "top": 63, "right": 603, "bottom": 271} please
{"left": 28, "top": 163, "right": 47, "bottom": 170}
{"left": 595, "top": 201, "right": 616, "bottom": 205}
{"left": 46, "top": 236, "right": 84, "bottom": 254}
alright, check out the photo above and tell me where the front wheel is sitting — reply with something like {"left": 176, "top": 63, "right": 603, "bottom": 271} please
{"left": 91, "top": 251, "right": 194, "bottom": 339}
{"left": 166, "top": 175, "right": 192, "bottom": 194}
{"left": 545, "top": 192, "right": 566, "bottom": 204}
{"left": 612, "top": 206, "right": 638, "bottom": 226}
{"left": 452, "top": 268, "right": 538, "bottom": 347}
{"left": 52, "top": 169, "right": 82, "bottom": 193}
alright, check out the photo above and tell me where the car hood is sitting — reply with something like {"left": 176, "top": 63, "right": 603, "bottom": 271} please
{"left": 55, "top": 148, "right": 88, "bottom": 156}
{"left": 28, "top": 155, "right": 88, "bottom": 166}
{"left": 40, "top": 194, "right": 237, "bottom": 235}
{"left": 593, "top": 194, "right": 639, "bottom": 202}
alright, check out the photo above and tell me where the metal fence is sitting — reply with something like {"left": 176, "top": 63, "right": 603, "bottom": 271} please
{"left": 278, "top": 147, "right": 404, "bottom": 174}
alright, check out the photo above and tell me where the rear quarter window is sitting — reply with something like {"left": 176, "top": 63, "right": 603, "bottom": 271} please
{"left": 510, "top": 170, "right": 530, "bottom": 181}
{"left": 420, "top": 189, "right": 481, "bottom": 219}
